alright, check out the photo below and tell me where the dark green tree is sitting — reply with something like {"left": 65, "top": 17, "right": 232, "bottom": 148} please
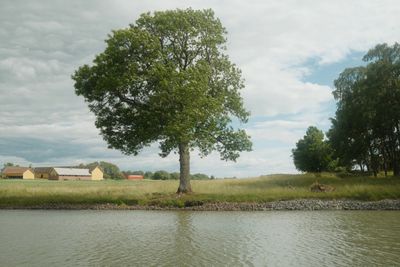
{"left": 72, "top": 9, "right": 252, "bottom": 192}
{"left": 327, "top": 67, "right": 373, "bottom": 172}
{"left": 153, "top": 170, "right": 171, "bottom": 180}
{"left": 170, "top": 172, "right": 180, "bottom": 180}
{"left": 191, "top": 173, "right": 210, "bottom": 180}
{"left": 329, "top": 43, "right": 400, "bottom": 176}
{"left": 144, "top": 171, "right": 153, "bottom": 179}
{"left": 292, "top": 126, "right": 332, "bottom": 172}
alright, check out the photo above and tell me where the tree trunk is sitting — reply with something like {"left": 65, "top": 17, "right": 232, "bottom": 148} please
{"left": 382, "top": 150, "right": 388, "bottom": 177}
{"left": 393, "top": 153, "right": 400, "bottom": 177}
{"left": 384, "top": 163, "right": 388, "bottom": 177}
{"left": 359, "top": 163, "right": 364, "bottom": 172}
{"left": 394, "top": 125, "right": 400, "bottom": 176}
{"left": 177, "top": 142, "right": 192, "bottom": 193}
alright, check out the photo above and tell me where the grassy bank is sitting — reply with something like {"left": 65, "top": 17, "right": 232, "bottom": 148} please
{"left": 0, "top": 173, "right": 399, "bottom": 208}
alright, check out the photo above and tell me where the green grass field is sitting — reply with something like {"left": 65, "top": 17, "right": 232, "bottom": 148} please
{"left": 1, "top": 173, "right": 399, "bottom": 208}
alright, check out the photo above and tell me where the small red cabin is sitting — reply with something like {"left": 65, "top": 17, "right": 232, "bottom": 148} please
{"left": 126, "top": 175, "right": 144, "bottom": 180}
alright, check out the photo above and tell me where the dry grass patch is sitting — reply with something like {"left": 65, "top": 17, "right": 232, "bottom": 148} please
{"left": 0, "top": 174, "right": 399, "bottom": 207}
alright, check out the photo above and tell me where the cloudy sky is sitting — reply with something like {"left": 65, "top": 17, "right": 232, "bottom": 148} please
{"left": 1, "top": 0, "right": 399, "bottom": 177}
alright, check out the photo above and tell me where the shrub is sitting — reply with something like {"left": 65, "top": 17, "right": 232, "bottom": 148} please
{"left": 191, "top": 173, "right": 209, "bottom": 180}
{"left": 170, "top": 172, "right": 180, "bottom": 180}
{"left": 144, "top": 171, "right": 153, "bottom": 179}
{"left": 153, "top": 170, "right": 171, "bottom": 180}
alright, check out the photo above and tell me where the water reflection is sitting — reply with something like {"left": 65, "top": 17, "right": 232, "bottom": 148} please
{"left": 0, "top": 210, "right": 399, "bottom": 266}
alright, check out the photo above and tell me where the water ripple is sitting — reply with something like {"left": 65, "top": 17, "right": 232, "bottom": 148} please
{"left": 0, "top": 210, "right": 399, "bottom": 266}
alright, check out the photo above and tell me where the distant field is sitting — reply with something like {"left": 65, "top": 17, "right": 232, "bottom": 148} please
{"left": 0, "top": 173, "right": 399, "bottom": 208}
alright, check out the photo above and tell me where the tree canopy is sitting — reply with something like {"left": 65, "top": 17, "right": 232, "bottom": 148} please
{"left": 72, "top": 8, "right": 252, "bottom": 192}
{"left": 328, "top": 43, "right": 400, "bottom": 176}
{"left": 292, "top": 126, "right": 332, "bottom": 173}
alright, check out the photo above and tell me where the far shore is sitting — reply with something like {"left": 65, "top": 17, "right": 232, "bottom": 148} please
{"left": 2, "top": 199, "right": 400, "bottom": 211}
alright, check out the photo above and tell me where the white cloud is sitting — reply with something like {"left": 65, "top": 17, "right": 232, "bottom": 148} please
{"left": 218, "top": 0, "right": 400, "bottom": 116}
{"left": 0, "top": 57, "right": 64, "bottom": 81}
{"left": 242, "top": 62, "right": 333, "bottom": 116}
{"left": 248, "top": 120, "right": 309, "bottom": 144}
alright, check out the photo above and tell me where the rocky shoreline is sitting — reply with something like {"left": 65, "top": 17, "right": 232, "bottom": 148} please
{"left": 2, "top": 199, "right": 400, "bottom": 211}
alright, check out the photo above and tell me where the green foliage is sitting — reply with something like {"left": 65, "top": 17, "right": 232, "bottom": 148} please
{"left": 327, "top": 158, "right": 340, "bottom": 172}
{"left": 170, "top": 172, "right": 180, "bottom": 180}
{"left": 328, "top": 43, "right": 400, "bottom": 176}
{"left": 191, "top": 173, "right": 210, "bottom": 180}
{"left": 72, "top": 8, "right": 252, "bottom": 191}
{"left": 292, "top": 126, "right": 332, "bottom": 172}
{"left": 124, "top": 170, "right": 209, "bottom": 180}
{"left": 153, "top": 170, "right": 171, "bottom": 180}
{"left": 144, "top": 171, "right": 153, "bottom": 179}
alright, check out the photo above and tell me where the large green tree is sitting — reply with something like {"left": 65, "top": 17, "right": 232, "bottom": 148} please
{"left": 72, "top": 9, "right": 252, "bottom": 192}
{"left": 327, "top": 67, "right": 373, "bottom": 172}
{"left": 292, "top": 126, "right": 332, "bottom": 173}
{"left": 328, "top": 43, "right": 400, "bottom": 176}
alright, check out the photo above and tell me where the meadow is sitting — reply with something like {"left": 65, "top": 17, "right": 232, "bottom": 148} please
{"left": 1, "top": 173, "right": 399, "bottom": 208}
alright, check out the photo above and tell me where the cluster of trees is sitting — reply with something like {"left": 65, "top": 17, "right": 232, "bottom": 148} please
{"left": 122, "top": 170, "right": 214, "bottom": 180}
{"left": 293, "top": 43, "right": 400, "bottom": 177}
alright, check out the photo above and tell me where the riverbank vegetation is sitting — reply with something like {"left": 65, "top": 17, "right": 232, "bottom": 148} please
{"left": 293, "top": 43, "right": 400, "bottom": 177}
{"left": 0, "top": 173, "right": 399, "bottom": 208}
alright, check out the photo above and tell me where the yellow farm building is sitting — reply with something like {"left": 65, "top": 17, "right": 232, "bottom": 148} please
{"left": 2, "top": 167, "right": 35, "bottom": 179}
{"left": 90, "top": 166, "right": 104, "bottom": 180}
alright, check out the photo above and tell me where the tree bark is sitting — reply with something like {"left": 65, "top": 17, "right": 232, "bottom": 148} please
{"left": 359, "top": 163, "right": 364, "bottom": 172}
{"left": 369, "top": 147, "right": 378, "bottom": 177}
{"left": 382, "top": 149, "right": 388, "bottom": 177}
{"left": 177, "top": 142, "right": 192, "bottom": 193}
{"left": 393, "top": 153, "right": 400, "bottom": 177}
{"left": 394, "top": 125, "right": 400, "bottom": 177}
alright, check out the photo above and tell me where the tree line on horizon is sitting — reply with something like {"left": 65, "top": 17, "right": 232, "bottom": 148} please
{"left": 1, "top": 161, "right": 214, "bottom": 180}
{"left": 122, "top": 170, "right": 214, "bottom": 180}
{"left": 292, "top": 43, "right": 400, "bottom": 177}
{"left": 79, "top": 161, "right": 213, "bottom": 180}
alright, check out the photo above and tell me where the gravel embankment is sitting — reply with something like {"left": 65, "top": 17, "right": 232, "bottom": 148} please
{"left": 2, "top": 199, "right": 400, "bottom": 211}
{"left": 186, "top": 199, "right": 400, "bottom": 211}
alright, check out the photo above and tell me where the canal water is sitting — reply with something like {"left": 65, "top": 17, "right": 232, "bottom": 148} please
{"left": 0, "top": 210, "right": 399, "bottom": 266}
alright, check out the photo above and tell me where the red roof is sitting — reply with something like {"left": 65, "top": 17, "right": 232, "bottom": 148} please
{"left": 126, "top": 175, "right": 144, "bottom": 180}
